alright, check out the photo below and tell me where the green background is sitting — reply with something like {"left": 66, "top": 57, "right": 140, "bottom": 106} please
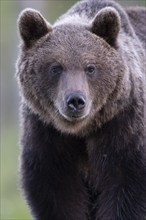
{"left": 1, "top": 0, "right": 146, "bottom": 219}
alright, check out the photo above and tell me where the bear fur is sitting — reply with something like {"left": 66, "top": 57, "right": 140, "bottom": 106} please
{"left": 16, "top": 0, "right": 146, "bottom": 219}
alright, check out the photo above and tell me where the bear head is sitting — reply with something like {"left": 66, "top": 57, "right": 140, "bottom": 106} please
{"left": 16, "top": 7, "right": 127, "bottom": 136}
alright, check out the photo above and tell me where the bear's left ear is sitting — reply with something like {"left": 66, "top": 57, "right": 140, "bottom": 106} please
{"left": 18, "top": 8, "right": 52, "bottom": 48}
{"left": 91, "top": 7, "right": 121, "bottom": 47}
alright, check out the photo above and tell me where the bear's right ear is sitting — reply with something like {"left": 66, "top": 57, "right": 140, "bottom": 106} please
{"left": 18, "top": 8, "right": 52, "bottom": 48}
{"left": 91, "top": 7, "right": 121, "bottom": 47}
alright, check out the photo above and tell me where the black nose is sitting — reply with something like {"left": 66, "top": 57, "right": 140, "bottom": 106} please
{"left": 66, "top": 93, "right": 86, "bottom": 112}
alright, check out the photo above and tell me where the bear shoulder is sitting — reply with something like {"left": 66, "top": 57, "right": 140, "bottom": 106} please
{"left": 126, "top": 7, "right": 146, "bottom": 46}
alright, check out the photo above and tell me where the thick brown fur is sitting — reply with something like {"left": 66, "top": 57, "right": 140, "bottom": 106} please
{"left": 16, "top": 0, "right": 146, "bottom": 219}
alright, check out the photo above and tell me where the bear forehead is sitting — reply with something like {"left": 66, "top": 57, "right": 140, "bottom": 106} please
{"left": 41, "top": 25, "right": 110, "bottom": 53}
{"left": 34, "top": 25, "right": 115, "bottom": 64}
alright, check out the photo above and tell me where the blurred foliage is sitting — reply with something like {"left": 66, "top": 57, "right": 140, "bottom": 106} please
{"left": 0, "top": 0, "right": 145, "bottom": 219}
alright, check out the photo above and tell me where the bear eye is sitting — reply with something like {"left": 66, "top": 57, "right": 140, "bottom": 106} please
{"left": 49, "top": 64, "right": 63, "bottom": 76}
{"left": 85, "top": 64, "right": 96, "bottom": 76}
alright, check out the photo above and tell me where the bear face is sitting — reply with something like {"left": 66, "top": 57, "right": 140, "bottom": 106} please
{"left": 17, "top": 8, "right": 128, "bottom": 135}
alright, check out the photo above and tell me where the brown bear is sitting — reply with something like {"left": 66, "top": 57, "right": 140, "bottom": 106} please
{"left": 16, "top": 0, "right": 146, "bottom": 219}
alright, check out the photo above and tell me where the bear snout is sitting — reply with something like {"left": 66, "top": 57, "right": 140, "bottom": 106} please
{"left": 66, "top": 92, "right": 86, "bottom": 112}
{"left": 55, "top": 91, "right": 91, "bottom": 122}
{"left": 63, "top": 92, "right": 87, "bottom": 121}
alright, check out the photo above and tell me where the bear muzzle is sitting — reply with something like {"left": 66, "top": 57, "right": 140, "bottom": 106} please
{"left": 64, "top": 92, "right": 87, "bottom": 121}
{"left": 66, "top": 92, "right": 86, "bottom": 112}
{"left": 56, "top": 91, "right": 91, "bottom": 122}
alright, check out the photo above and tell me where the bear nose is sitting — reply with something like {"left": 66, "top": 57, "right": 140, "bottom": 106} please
{"left": 66, "top": 93, "right": 86, "bottom": 112}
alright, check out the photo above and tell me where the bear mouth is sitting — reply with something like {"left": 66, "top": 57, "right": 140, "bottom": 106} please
{"left": 59, "top": 111, "right": 89, "bottom": 122}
